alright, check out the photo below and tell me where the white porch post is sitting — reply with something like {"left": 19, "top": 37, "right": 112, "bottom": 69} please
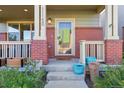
{"left": 104, "top": 5, "right": 119, "bottom": 40}
{"left": 80, "top": 40, "right": 86, "bottom": 64}
{"left": 33, "top": 5, "right": 41, "bottom": 40}
{"left": 113, "top": 5, "right": 119, "bottom": 39}
{"left": 40, "top": 5, "right": 46, "bottom": 40}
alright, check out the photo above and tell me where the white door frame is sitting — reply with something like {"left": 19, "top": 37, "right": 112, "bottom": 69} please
{"left": 55, "top": 18, "right": 75, "bottom": 56}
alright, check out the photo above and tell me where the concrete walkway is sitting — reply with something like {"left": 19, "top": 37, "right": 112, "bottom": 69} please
{"left": 43, "top": 59, "right": 88, "bottom": 88}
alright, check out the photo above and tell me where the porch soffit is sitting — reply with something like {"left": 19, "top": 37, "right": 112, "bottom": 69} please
{"left": 0, "top": 5, "right": 105, "bottom": 21}
{"left": 0, "top": 5, "right": 34, "bottom": 21}
{"left": 47, "top": 5, "right": 105, "bottom": 12}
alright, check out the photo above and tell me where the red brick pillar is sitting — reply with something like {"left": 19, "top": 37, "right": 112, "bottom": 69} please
{"left": 105, "top": 40, "right": 123, "bottom": 65}
{"left": 31, "top": 40, "right": 48, "bottom": 65}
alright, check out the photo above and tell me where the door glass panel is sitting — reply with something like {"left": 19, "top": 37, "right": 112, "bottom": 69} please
{"left": 58, "top": 22, "right": 72, "bottom": 54}
{"left": 8, "top": 24, "right": 19, "bottom": 41}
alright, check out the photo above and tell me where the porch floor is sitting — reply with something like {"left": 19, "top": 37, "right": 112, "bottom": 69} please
{"left": 44, "top": 58, "right": 88, "bottom": 88}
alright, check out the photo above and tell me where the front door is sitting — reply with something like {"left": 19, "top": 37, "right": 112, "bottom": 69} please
{"left": 55, "top": 18, "right": 75, "bottom": 56}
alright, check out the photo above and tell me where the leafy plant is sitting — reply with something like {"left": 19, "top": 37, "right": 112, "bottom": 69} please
{"left": 94, "top": 65, "right": 124, "bottom": 88}
{"left": 0, "top": 59, "right": 46, "bottom": 88}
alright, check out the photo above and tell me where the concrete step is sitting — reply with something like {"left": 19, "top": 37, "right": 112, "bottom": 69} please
{"left": 43, "top": 59, "right": 79, "bottom": 72}
{"left": 43, "top": 60, "right": 79, "bottom": 72}
{"left": 43, "top": 64, "right": 73, "bottom": 72}
{"left": 45, "top": 80, "right": 88, "bottom": 88}
{"left": 47, "top": 72, "right": 84, "bottom": 81}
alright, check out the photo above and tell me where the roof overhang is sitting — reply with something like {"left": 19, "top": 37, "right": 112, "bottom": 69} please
{"left": 0, "top": 5, "right": 105, "bottom": 21}
{"left": 47, "top": 5, "right": 105, "bottom": 13}
{"left": 0, "top": 5, "right": 34, "bottom": 21}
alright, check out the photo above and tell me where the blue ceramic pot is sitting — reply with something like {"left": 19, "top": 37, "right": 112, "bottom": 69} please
{"left": 73, "top": 63, "right": 84, "bottom": 74}
{"left": 85, "top": 57, "right": 96, "bottom": 65}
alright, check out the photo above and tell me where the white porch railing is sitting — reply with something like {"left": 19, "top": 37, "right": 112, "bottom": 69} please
{"left": 0, "top": 41, "right": 31, "bottom": 59}
{"left": 80, "top": 40, "right": 105, "bottom": 64}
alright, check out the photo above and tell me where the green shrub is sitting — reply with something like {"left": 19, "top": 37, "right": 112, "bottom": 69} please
{"left": 94, "top": 65, "right": 124, "bottom": 88}
{"left": 0, "top": 59, "right": 47, "bottom": 88}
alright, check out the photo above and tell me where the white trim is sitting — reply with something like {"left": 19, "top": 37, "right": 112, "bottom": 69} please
{"left": 104, "top": 5, "right": 119, "bottom": 40}
{"left": 0, "top": 41, "right": 31, "bottom": 44}
{"left": 80, "top": 40, "right": 86, "bottom": 64}
{"left": 113, "top": 5, "right": 119, "bottom": 39}
{"left": 83, "top": 40, "right": 104, "bottom": 44}
{"left": 55, "top": 18, "right": 75, "bottom": 56}
{"left": 0, "top": 41, "right": 31, "bottom": 59}
{"left": 80, "top": 40, "right": 105, "bottom": 63}
{"left": 6, "top": 21, "right": 33, "bottom": 24}
{"left": 40, "top": 5, "right": 47, "bottom": 40}
{"left": 33, "top": 5, "right": 41, "bottom": 40}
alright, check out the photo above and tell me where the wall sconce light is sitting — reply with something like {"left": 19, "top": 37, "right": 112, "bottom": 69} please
{"left": 47, "top": 17, "right": 52, "bottom": 24}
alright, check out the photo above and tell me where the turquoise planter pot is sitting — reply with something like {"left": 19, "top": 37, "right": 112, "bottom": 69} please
{"left": 85, "top": 57, "right": 96, "bottom": 65}
{"left": 73, "top": 63, "right": 84, "bottom": 74}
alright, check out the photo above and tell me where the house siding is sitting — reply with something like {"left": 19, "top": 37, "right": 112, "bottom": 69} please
{"left": 47, "top": 27, "right": 103, "bottom": 58}
{"left": 118, "top": 5, "right": 124, "bottom": 39}
{"left": 0, "top": 22, "right": 7, "bottom": 41}
{"left": 47, "top": 10, "right": 100, "bottom": 27}
{"left": 0, "top": 23, "right": 7, "bottom": 32}
{"left": 75, "top": 27, "right": 103, "bottom": 57}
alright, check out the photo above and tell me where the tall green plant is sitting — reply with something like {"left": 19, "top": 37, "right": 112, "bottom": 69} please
{"left": 0, "top": 59, "right": 46, "bottom": 88}
{"left": 94, "top": 65, "right": 124, "bottom": 88}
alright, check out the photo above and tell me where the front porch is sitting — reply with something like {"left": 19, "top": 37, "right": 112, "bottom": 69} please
{"left": 0, "top": 5, "right": 123, "bottom": 67}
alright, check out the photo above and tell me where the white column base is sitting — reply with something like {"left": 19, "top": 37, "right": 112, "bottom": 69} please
{"left": 104, "top": 36, "right": 119, "bottom": 40}
{"left": 33, "top": 36, "right": 42, "bottom": 40}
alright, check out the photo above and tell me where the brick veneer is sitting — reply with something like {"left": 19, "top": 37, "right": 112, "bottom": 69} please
{"left": 31, "top": 40, "right": 48, "bottom": 65}
{"left": 0, "top": 33, "right": 7, "bottom": 41}
{"left": 46, "top": 27, "right": 103, "bottom": 58}
{"left": 75, "top": 27, "right": 103, "bottom": 57}
{"left": 105, "top": 40, "right": 123, "bottom": 65}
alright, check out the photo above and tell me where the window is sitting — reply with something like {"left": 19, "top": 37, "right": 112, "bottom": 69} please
{"left": 8, "top": 24, "right": 20, "bottom": 41}
{"left": 20, "top": 24, "right": 31, "bottom": 41}
{"left": 7, "top": 22, "right": 34, "bottom": 41}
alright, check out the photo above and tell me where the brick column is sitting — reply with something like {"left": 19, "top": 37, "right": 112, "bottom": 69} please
{"left": 31, "top": 5, "right": 48, "bottom": 65}
{"left": 31, "top": 40, "right": 48, "bottom": 65}
{"left": 105, "top": 40, "right": 123, "bottom": 65}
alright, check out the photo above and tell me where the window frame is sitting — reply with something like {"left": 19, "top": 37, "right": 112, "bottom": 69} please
{"left": 7, "top": 21, "right": 34, "bottom": 41}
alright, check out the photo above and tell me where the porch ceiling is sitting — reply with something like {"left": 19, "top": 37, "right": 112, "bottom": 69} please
{"left": 0, "top": 5, "right": 34, "bottom": 21}
{"left": 0, "top": 5, "right": 105, "bottom": 21}
{"left": 47, "top": 5, "right": 105, "bottom": 13}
